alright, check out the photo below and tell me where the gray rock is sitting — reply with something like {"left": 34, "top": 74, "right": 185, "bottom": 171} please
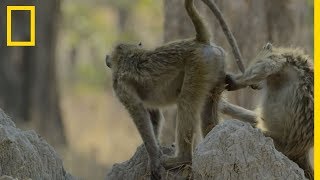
{"left": 193, "top": 120, "right": 307, "bottom": 180}
{"left": 0, "top": 109, "right": 15, "bottom": 127}
{"left": 106, "top": 120, "right": 307, "bottom": 180}
{"left": 106, "top": 145, "right": 192, "bottom": 180}
{"left": 0, "top": 108, "right": 75, "bottom": 180}
{"left": 0, "top": 175, "right": 18, "bottom": 180}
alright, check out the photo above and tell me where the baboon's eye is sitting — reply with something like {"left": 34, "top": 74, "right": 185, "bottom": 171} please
{"left": 138, "top": 42, "right": 142, "bottom": 47}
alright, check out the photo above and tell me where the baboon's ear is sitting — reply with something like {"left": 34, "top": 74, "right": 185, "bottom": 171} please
{"left": 105, "top": 55, "right": 112, "bottom": 68}
{"left": 263, "top": 43, "right": 273, "bottom": 51}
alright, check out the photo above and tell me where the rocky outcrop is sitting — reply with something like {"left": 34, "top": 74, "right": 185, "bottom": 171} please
{"left": 106, "top": 120, "right": 307, "bottom": 180}
{"left": 0, "top": 109, "right": 74, "bottom": 180}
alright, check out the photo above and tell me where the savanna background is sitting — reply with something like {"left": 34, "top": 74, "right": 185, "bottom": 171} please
{"left": 0, "top": 0, "right": 314, "bottom": 179}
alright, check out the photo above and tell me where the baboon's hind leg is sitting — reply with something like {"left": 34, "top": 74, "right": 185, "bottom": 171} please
{"left": 163, "top": 65, "right": 208, "bottom": 168}
{"left": 148, "top": 109, "right": 163, "bottom": 139}
{"left": 201, "top": 93, "right": 220, "bottom": 137}
{"left": 162, "top": 102, "right": 200, "bottom": 168}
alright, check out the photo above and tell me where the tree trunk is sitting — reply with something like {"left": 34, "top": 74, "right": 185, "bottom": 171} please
{"left": 0, "top": 0, "right": 66, "bottom": 145}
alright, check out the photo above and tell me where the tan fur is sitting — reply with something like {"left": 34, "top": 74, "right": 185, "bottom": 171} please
{"left": 105, "top": 0, "right": 227, "bottom": 178}
{"left": 224, "top": 43, "right": 314, "bottom": 179}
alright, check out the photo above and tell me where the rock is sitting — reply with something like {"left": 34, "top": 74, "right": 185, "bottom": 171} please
{"left": 0, "top": 109, "right": 15, "bottom": 127}
{"left": 0, "top": 176, "right": 17, "bottom": 180}
{"left": 0, "top": 108, "right": 75, "bottom": 180}
{"left": 106, "top": 145, "right": 192, "bottom": 180}
{"left": 106, "top": 120, "right": 307, "bottom": 180}
{"left": 193, "top": 120, "right": 307, "bottom": 180}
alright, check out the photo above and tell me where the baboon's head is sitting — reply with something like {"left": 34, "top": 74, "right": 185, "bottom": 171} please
{"left": 105, "top": 42, "right": 143, "bottom": 69}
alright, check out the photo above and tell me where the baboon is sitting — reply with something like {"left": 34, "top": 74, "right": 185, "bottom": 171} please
{"left": 224, "top": 43, "right": 314, "bottom": 179}
{"left": 105, "top": 0, "right": 246, "bottom": 178}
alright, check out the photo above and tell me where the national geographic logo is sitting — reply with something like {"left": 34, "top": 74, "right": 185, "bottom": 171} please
{"left": 7, "top": 6, "right": 35, "bottom": 46}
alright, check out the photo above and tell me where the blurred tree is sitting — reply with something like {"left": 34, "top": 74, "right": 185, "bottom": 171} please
{"left": 161, "top": 0, "right": 313, "bottom": 144}
{"left": 163, "top": 0, "right": 194, "bottom": 42}
{"left": 0, "top": 0, "right": 65, "bottom": 145}
{"left": 106, "top": 0, "right": 136, "bottom": 36}
{"left": 107, "top": 0, "right": 134, "bottom": 32}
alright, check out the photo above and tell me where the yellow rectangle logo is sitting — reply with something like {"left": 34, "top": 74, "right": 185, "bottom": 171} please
{"left": 7, "top": 6, "right": 35, "bottom": 47}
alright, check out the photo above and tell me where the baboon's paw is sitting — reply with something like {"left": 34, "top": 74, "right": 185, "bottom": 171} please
{"left": 150, "top": 166, "right": 162, "bottom": 180}
{"left": 161, "top": 154, "right": 191, "bottom": 169}
{"left": 225, "top": 74, "right": 239, "bottom": 91}
{"left": 250, "top": 83, "right": 263, "bottom": 90}
{"left": 150, "top": 160, "right": 165, "bottom": 180}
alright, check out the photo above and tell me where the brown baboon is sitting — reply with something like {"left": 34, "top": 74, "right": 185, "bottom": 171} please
{"left": 105, "top": 0, "right": 247, "bottom": 178}
{"left": 224, "top": 43, "right": 314, "bottom": 179}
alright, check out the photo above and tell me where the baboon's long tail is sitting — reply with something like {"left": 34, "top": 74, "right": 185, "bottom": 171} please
{"left": 200, "top": 0, "right": 245, "bottom": 73}
{"left": 185, "top": 0, "right": 210, "bottom": 44}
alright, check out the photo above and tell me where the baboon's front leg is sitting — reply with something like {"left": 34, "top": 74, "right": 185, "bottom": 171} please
{"left": 219, "top": 99, "right": 258, "bottom": 126}
{"left": 225, "top": 74, "right": 247, "bottom": 91}
{"left": 226, "top": 57, "right": 286, "bottom": 91}
{"left": 117, "top": 92, "right": 163, "bottom": 179}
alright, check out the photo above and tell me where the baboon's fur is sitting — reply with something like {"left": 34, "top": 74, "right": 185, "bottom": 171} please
{"left": 105, "top": 0, "right": 232, "bottom": 178}
{"left": 224, "top": 43, "right": 314, "bottom": 179}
